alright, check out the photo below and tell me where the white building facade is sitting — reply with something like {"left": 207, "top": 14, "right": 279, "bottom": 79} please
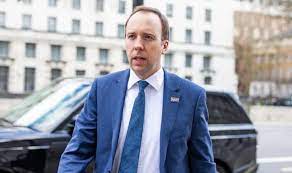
{"left": 0, "top": 0, "right": 237, "bottom": 95}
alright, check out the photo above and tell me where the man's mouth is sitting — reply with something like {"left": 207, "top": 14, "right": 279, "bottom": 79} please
{"left": 132, "top": 56, "right": 146, "bottom": 60}
{"left": 132, "top": 56, "right": 146, "bottom": 65}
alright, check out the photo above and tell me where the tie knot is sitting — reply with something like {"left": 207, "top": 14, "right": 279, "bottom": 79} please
{"left": 138, "top": 80, "right": 148, "bottom": 91}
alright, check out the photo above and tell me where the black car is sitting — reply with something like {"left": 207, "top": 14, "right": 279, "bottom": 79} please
{"left": 273, "top": 97, "right": 292, "bottom": 106}
{"left": 0, "top": 78, "right": 257, "bottom": 173}
{"left": 206, "top": 90, "right": 258, "bottom": 173}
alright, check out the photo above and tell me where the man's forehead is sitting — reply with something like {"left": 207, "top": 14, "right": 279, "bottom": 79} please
{"left": 126, "top": 11, "right": 162, "bottom": 33}
{"left": 127, "top": 11, "right": 161, "bottom": 26}
{"left": 126, "top": 28, "right": 156, "bottom": 35}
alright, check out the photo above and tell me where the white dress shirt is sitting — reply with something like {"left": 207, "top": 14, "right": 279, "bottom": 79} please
{"left": 112, "top": 68, "right": 164, "bottom": 173}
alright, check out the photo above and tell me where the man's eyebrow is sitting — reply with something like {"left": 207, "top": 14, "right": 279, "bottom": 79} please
{"left": 126, "top": 31, "right": 157, "bottom": 37}
{"left": 144, "top": 32, "right": 156, "bottom": 36}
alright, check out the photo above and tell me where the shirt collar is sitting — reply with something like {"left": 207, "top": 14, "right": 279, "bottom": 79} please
{"left": 128, "top": 68, "right": 164, "bottom": 91}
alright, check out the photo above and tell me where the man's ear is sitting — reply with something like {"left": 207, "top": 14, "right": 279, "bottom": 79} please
{"left": 161, "top": 40, "right": 169, "bottom": 54}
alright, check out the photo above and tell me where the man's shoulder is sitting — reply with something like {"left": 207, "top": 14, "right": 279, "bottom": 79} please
{"left": 94, "top": 69, "right": 129, "bottom": 83}
{"left": 165, "top": 70, "right": 205, "bottom": 94}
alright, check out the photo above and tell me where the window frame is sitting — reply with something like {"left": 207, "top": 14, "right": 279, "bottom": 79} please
{"left": 0, "top": 12, "right": 5, "bottom": 27}
{"left": 72, "top": 19, "right": 81, "bottom": 34}
{"left": 76, "top": 47, "right": 86, "bottom": 61}
{"left": 186, "top": 6, "right": 193, "bottom": 20}
{"left": 99, "top": 48, "right": 109, "bottom": 64}
{"left": 0, "top": 41, "right": 9, "bottom": 58}
{"left": 0, "top": 66, "right": 9, "bottom": 92}
{"left": 24, "top": 67, "right": 36, "bottom": 92}
{"left": 72, "top": 0, "right": 81, "bottom": 9}
{"left": 22, "top": 14, "right": 32, "bottom": 30}
{"left": 51, "top": 45, "right": 62, "bottom": 61}
{"left": 48, "top": 17, "right": 57, "bottom": 32}
{"left": 25, "top": 43, "right": 36, "bottom": 58}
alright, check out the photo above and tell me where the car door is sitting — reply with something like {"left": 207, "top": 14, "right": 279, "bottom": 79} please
{"left": 43, "top": 108, "right": 82, "bottom": 173}
{"left": 42, "top": 132, "right": 71, "bottom": 173}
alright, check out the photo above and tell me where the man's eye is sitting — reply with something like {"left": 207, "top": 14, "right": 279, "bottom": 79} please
{"left": 127, "top": 35, "right": 135, "bottom": 39}
{"left": 144, "top": 35, "right": 155, "bottom": 41}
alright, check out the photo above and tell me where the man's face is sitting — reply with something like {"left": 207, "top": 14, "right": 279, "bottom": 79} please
{"left": 125, "top": 11, "right": 168, "bottom": 79}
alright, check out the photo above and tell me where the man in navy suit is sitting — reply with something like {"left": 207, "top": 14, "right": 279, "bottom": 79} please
{"left": 58, "top": 6, "right": 216, "bottom": 173}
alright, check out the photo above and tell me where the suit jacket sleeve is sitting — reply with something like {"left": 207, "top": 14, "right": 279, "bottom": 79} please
{"left": 189, "top": 89, "right": 216, "bottom": 173}
{"left": 58, "top": 79, "right": 98, "bottom": 173}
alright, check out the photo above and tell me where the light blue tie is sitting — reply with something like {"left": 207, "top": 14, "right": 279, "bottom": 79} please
{"left": 118, "top": 80, "right": 149, "bottom": 173}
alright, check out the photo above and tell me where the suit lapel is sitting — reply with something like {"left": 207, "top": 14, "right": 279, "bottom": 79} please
{"left": 109, "top": 70, "right": 129, "bottom": 167}
{"left": 160, "top": 70, "right": 181, "bottom": 170}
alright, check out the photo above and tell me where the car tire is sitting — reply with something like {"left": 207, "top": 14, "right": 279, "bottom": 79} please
{"left": 216, "top": 165, "right": 228, "bottom": 173}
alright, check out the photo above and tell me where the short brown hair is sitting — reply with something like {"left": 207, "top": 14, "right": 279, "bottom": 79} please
{"left": 125, "top": 6, "right": 169, "bottom": 41}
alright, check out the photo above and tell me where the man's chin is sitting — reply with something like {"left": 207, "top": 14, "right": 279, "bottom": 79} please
{"left": 132, "top": 68, "right": 144, "bottom": 74}
{"left": 130, "top": 66, "right": 160, "bottom": 79}
{"left": 130, "top": 66, "right": 148, "bottom": 79}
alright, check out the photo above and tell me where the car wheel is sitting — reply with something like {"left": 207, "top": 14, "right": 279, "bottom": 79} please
{"left": 216, "top": 165, "right": 228, "bottom": 173}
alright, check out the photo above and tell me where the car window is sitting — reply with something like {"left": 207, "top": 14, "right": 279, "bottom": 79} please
{"left": 207, "top": 93, "right": 251, "bottom": 124}
{"left": 62, "top": 110, "right": 81, "bottom": 135}
{"left": 4, "top": 78, "right": 92, "bottom": 132}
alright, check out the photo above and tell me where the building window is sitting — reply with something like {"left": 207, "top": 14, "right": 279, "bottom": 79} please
{"left": 0, "top": 41, "right": 9, "bottom": 58}
{"left": 48, "top": 0, "right": 57, "bottom": 7}
{"left": 96, "top": 0, "right": 104, "bottom": 12}
{"left": 0, "top": 66, "right": 8, "bottom": 92}
{"left": 185, "top": 53, "right": 192, "bottom": 67}
{"left": 51, "top": 68, "right": 62, "bottom": 81}
{"left": 95, "top": 22, "right": 103, "bottom": 36}
{"left": 0, "top": 12, "right": 5, "bottom": 27}
{"left": 122, "top": 50, "right": 128, "bottom": 64}
{"left": 117, "top": 24, "right": 125, "bottom": 38}
{"left": 185, "top": 29, "right": 192, "bottom": 43}
{"left": 253, "top": 28, "right": 260, "bottom": 39}
{"left": 164, "top": 53, "right": 173, "bottom": 68}
{"left": 186, "top": 6, "right": 193, "bottom": 19}
{"left": 24, "top": 67, "right": 35, "bottom": 92}
{"left": 51, "top": 45, "right": 62, "bottom": 61}
{"left": 25, "top": 43, "right": 36, "bottom": 58}
{"left": 72, "top": 0, "right": 81, "bottom": 9}
{"left": 48, "top": 17, "right": 57, "bottom": 32}
{"left": 22, "top": 14, "right": 32, "bottom": 30}
{"left": 76, "top": 70, "right": 85, "bottom": 77}
{"left": 204, "top": 31, "right": 211, "bottom": 45}
{"left": 205, "top": 9, "right": 212, "bottom": 22}
{"left": 118, "top": 0, "right": 126, "bottom": 14}
{"left": 169, "top": 27, "right": 173, "bottom": 41}
{"left": 204, "top": 76, "right": 212, "bottom": 85}
{"left": 72, "top": 19, "right": 80, "bottom": 34}
{"left": 76, "top": 47, "right": 86, "bottom": 61}
{"left": 203, "top": 55, "right": 211, "bottom": 69}
{"left": 100, "top": 70, "right": 109, "bottom": 75}
{"left": 185, "top": 75, "right": 192, "bottom": 81}
{"left": 99, "top": 48, "right": 108, "bottom": 64}
{"left": 21, "top": 0, "right": 32, "bottom": 4}
{"left": 166, "top": 4, "right": 173, "bottom": 17}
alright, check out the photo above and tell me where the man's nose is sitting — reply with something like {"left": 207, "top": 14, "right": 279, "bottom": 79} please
{"left": 133, "top": 37, "right": 144, "bottom": 50}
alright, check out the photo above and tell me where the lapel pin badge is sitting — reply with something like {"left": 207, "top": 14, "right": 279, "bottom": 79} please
{"left": 170, "top": 96, "right": 180, "bottom": 103}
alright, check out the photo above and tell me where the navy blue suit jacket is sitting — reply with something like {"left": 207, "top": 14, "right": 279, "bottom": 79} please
{"left": 58, "top": 69, "right": 216, "bottom": 173}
